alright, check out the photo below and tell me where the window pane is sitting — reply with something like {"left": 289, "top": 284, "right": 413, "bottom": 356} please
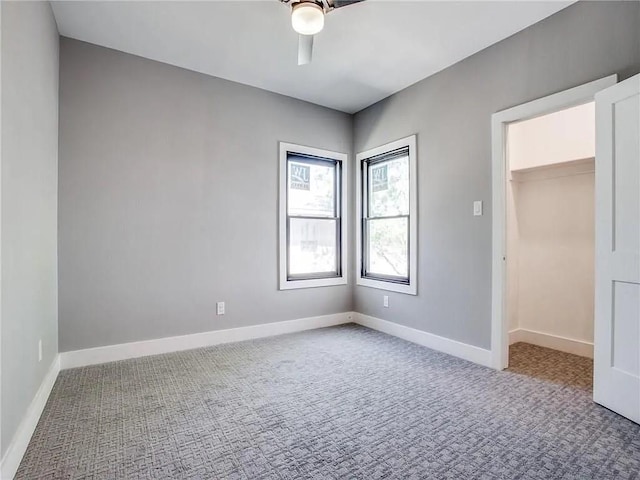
{"left": 368, "top": 155, "right": 409, "bottom": 217}
{"left": 289, "top": 218, "right": 337, "bottom": 276}
{"left": 288, "top": 159, "right": 335, "bottom": 217}
{"left": 366, "top": 217, "right": 408, "bottom": 278}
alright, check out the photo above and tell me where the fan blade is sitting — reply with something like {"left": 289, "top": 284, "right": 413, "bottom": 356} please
{"left": 331, "top": 0, "right": 365, "bottom": 9}
{"left": 298, "top": 34, "right": 314, "bottom": 65}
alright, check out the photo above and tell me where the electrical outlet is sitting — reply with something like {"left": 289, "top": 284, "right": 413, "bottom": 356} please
{"left": 216, "top": 302, "right": 225, "bottom": 315}
{"left": 38, "top": 339, "right": 42, "bottom": 362}
{"left": 473, "top": 200, "right": 483, "bottom": 216}
{"left": 383, "top": 295, "right": 389, "bottom": 308}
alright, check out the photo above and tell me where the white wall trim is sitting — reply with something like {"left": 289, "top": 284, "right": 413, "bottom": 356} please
{"left": 0, "top": 355, "right": 60, "bottom": 480}
{"left": 509, "top": 328, "right": 594, "bottom": 359}
{"left": 60, "top": 312, "right": 353, "bottom": 370}
{"left": 355, "top": 135, "right": 418, "bottom": 296}
{"left": 59, "top": 310, "right": 495, "bottom": 371}
{"left": 491, "top": 74, "right": 617, "bottom": 371}
{"left": 278, "top": 142, "right": 348, "bottom": 291}
{"left": 354, "top": 313, "right": 492, "bottom": 368}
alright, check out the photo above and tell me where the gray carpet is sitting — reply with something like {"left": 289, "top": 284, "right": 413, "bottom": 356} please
{"left": 16, "top": 324, "right": 640, "bottom": 479}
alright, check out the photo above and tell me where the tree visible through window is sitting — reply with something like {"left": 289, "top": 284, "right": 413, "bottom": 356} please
{"left": 362, "top": 147, "right": 410, "bottom": 283}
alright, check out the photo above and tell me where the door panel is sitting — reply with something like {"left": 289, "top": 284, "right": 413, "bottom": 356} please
{"left": 594, "top": 74, "right": 640, "bottom": 424}
{"left": 612, "top": 281, "right": 640, "bottom": 376}
{"left": 612, "top": 95, "right": 640, "bottom": 254}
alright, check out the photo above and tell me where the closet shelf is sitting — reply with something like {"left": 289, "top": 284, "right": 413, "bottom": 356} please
{"left": 510, "top": 157, "right": 595, "bottom": 183}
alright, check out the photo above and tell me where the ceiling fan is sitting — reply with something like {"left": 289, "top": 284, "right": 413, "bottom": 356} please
{"left": 279, "top": 0, "right": 365, "bottom": 65}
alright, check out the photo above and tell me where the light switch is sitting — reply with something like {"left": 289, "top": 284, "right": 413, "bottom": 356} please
{"left": 473, "top": 201, "right": 483, "bottom": 216}
{"left": 383, "top": 295, "right": 389, "bottom": 308}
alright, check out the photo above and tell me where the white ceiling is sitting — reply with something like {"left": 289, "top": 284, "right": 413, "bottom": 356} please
{"left": 51, "top": 1, "right": 574, "bottom": 114}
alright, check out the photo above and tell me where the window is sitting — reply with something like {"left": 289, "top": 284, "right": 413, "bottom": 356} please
{"left": 357, "top": 135, "right": 417, "bottom": 295}
{"left": 279, "top": 142, "right": 348, "bottom": 290}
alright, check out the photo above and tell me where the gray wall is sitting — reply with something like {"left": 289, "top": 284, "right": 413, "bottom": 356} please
{"left": 1, "top": 1, "right": 59, "bottom": 456}
{"left": 57, "top": 1, "right": 640, "bottom": 355}
{"left": 58, "top": 38, "right": 353, "bottom": 352}
{"left": 352, "top": 1, "right": 640, "bottom": 350}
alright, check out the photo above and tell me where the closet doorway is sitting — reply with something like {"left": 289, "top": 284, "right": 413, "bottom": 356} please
{"left": 489, "top": 75, "right": 617, "bottom": 372}
{"left": 492, "top": 74, "right": 640, "bottom": 423}
{"left": 505, "top": 102, "right": 596, "bottom": 389}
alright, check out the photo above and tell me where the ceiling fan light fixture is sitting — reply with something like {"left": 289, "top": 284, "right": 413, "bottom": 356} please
{"left": 291, "top": 2, "right": 324, "bottom": 36}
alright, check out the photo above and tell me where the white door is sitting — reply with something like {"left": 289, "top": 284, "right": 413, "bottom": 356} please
{"left": 594, "top": 74, "right": 640, "bottom": 423}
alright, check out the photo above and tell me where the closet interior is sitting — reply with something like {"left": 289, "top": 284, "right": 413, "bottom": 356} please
{"left": 505, "top": 102, "right": 596, "bottom": 387}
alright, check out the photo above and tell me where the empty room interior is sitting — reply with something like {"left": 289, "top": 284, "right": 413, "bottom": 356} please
{"left": 1, "top": 1, "right": 639, "bottom": 479}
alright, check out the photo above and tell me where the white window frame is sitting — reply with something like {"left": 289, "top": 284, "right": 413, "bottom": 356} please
{"left": 356, "top": 135, "right": 417, "bottom": 295}
{"left": 279, "top": 142, "right": 348, "bottom": 290}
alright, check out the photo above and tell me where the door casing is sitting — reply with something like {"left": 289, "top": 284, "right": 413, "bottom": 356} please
{"left": 490, "top": 74, "right": 617, "bottom": 370}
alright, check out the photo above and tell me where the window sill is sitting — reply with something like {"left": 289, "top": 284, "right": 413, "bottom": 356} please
{"left": 356, "top": 277, "right": 417, "bottom": 295}
{"left": 279, "top": 276, "right": 348, "bottom": 290}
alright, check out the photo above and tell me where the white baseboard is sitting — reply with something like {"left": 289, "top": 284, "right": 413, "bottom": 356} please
{"left": 509, "top": 328, "right": 593, "bottom": 358}
{"left": 0, "top": 355, "right": 61, "bottom": 480}
{"left": 353, "top": 313, "right": 493, "bottom": 368}
{"left": 60, "top": 311, "right": 496, "bottom": 370}
{"left": 60, "top": 312, "right": 353, "bottom": 370}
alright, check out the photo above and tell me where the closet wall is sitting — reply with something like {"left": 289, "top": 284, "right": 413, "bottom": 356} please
{"left": 507, "top": 103, "right": 595, "bottom": 357}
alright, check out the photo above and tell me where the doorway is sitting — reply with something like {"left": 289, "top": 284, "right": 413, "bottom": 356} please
{"left": 504, "top": 102, "right": 596, "bottom": 388}
{"left": 490, "top": 75, "right": 617, "bottom": 372}
{"left": 492, "top": 73, "right": 640, "bottom": 423}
